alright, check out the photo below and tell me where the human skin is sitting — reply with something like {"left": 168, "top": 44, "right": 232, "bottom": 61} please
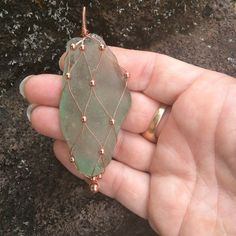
{"left": 22, "top": 47, "right": 236, "bottom": 236}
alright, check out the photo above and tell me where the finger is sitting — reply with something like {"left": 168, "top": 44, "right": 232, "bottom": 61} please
{"left": 31, "top": 106, "right": 154, "bottom": 172}
{"left": 122, "top": 92, "right": 158, "bottom": 133}
{"left": 53, "top": 140, "right": 150, "bottom": 218}
{"left": 59, "top": 52, "right": 66, "bottom": 71}
{"left": 59, "top": 46, "right": 207, "bottom": 104}
{"left": 112, "top": 47, "right": 207, "bottom": 105}
{"left": 29, "top": 91, "right": 159, "bottom": 134}
{"left": 24, "top": 74, "right": 62, "bottom": 107}
{"left": 53, "top": 139, "right": 85, "bottom": 180}
{"left": 114, "top": 130, "right": 155, "bottom": 172}
{"left": 31, "top": 106, "right": 63, "bottom": 140}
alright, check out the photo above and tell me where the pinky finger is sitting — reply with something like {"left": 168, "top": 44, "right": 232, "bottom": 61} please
{"left": 53, "top": 140, "right": 150, "bottom": 219}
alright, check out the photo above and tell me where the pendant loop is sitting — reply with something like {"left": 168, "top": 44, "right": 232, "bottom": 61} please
{"left": 82, "top": 6, "right": 89, "bottom": 37}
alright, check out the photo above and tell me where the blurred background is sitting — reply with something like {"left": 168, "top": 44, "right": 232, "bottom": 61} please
{"left": 0, "top": 0, "right": 235, "bottom": 235}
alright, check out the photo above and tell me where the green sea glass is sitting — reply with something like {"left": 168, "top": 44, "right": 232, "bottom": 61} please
{"left": 59, "top": 34, "right": 131, "bottom": 177}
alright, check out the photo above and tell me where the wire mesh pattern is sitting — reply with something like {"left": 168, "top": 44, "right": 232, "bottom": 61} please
{"left": 59, "top": 34, "right": 131, "bottom": 177}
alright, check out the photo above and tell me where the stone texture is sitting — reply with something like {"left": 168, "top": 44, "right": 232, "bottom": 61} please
{"left": 0, "top": 0, "right": 235, "bottom": 235}
{"left": 60, "top": 35, "right": 131, "bottom": 177}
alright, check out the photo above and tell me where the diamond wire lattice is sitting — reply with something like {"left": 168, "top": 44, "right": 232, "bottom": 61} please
{"left": 59, "top": 34, "right": 130, "bottom": 177}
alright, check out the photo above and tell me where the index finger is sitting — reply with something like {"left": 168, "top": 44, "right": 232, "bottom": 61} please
{"left": 59, "top": 46, "right": 207, "bottom": 105}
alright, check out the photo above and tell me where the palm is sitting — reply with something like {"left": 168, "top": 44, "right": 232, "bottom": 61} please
{"left": 148, "top": 75, "right": 236, "bottom": 235}
{"left": 23, "top": 47, "right": 236, "bottom": 235}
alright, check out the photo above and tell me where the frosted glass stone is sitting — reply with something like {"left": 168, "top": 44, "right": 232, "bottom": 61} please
{"left": 59, "top": 34, "right": 131, "bottom": 177}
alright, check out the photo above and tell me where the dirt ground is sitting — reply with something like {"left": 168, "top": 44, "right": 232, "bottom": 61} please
{"left": 0, "top": 0, "right": 235, "bottom": 235}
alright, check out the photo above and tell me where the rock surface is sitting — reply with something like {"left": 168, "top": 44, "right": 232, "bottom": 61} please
{"left": 0, "top": 0, "right": 235, "bottom": 235}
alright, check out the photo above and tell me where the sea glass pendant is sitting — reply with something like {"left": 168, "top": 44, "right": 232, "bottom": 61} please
{"left": 59, "top": 7, "right": 131, "bottom": 192}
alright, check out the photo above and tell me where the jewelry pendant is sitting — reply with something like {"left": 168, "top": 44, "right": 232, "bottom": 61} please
{"left": 59, "top": 7, "right": 131, "bottom": 192}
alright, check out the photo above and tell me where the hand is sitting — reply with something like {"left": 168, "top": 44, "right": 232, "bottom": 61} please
{"left": 22, "top": 47, "right": 236, "bottom": 235}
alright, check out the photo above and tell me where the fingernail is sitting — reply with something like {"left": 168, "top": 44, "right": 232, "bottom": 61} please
{"left": 27, "top": 104, "right": 38, "bottom": 122}
{"left": 19, "top": 75, "right": 34, "bottom": 98}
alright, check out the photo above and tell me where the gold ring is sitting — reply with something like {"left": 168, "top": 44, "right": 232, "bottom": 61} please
{"left": 142, "top": 105, "right": 167, "bottom": 143}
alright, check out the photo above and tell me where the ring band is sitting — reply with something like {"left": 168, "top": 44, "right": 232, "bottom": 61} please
{"left": 142, "top": 105, "right": 167, "bottom": 143}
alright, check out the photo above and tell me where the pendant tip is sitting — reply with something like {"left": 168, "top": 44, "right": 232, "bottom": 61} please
{"left": 90, "top": 183, "right": 99, "bottom": 193}
{"left": 88, "top": 174, "right": 103, "bottom": 193}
